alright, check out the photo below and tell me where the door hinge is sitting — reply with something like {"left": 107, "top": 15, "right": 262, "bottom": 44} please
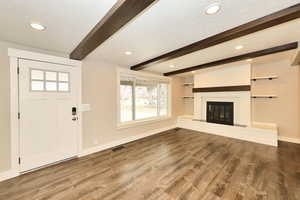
{"left": 18, "top": 157, "right": 21, "bottom": 164}
{"left": 17, "top": 67, "right": 20, "bottom": 75}
{"left": 18, "top": 113, "right": 20, "bottom": 119}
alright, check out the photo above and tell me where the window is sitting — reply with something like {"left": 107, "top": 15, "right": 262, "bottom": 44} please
{"left": 30, "top": 69, "right": 70, "bottom": 92}
{"left": 119, "top": 71, "right": 171, "bottom": 126}
{"left": 120, "top": 79, "right": 134, "bottom": 123}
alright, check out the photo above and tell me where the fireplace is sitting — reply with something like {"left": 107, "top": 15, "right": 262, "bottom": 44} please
{"left": 206, "top": 101, "right": 234, "bottom": 125}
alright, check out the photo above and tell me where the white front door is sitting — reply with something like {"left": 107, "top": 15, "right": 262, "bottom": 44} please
{"left": 18, "top": 59, "right": 80, "bottom": 172}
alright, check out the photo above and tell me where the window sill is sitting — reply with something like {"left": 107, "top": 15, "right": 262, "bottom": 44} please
{"left": 117, "top": 116, "right": 172, "bottom": 130}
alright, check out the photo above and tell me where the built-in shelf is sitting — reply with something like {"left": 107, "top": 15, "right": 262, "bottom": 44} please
{"left": 182, "top": 83, "right": 194, "bottom": 86}
{"left": 251, "top": 95, "right": 277, "bottom": 99}
{"left": 251, "top": 76, "right": 278, "bottom": 81}
{"left": 182, "top": 96, "right": 194, "bottom": 99}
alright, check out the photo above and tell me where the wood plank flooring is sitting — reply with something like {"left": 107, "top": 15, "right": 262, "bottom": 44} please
{"left": 0, "top": 128, "right": 300, "bottom": 200}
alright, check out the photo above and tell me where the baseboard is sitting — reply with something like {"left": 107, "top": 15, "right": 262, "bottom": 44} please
{"left": 0, "top": 169, "right": 19, "bottom": 182}
{"left": 79, "top": 125, "right": 177, "bottom": 157}
{"left": 278, "top": 136, "right": 300, "bottom": 144}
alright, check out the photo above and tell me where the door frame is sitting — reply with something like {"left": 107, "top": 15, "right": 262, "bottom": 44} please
{"left": 8, "top": 48, "right": 82, "bottom": 175}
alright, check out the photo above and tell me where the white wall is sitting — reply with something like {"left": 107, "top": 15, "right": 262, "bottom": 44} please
{"left": 81, "top": 55, "right": 183, "bottom": 150}
{"left": 252, "top": 59, "right": 300, "bottom": 140}
{"left": 194, "top": 64, "right": 251, "bottom": 88}
{"left": 0, "top": 40, "right": 184, "bottom": 175}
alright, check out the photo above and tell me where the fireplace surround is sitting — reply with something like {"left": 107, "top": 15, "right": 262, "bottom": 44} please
{"left": 206, "top": 101, "right": 234, "bottom": 125}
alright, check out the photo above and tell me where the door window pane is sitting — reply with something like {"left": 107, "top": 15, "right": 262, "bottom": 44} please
{"left": 31, "top": 81, "right": 44, "bottom": 91}
{"left": 120, "top": 82, "right": 133, "bottom": 122}
{"left": 31, "top": 70, "right": 44, "bottom": 80}
{"left": 159, "top": 84, "right": 168, "bottom": 116}
{"left": 58, "top": 82, "right": 69, "bottom": 92}
{"left": 45, "top": 71, "right": 57, "bottom": 81}
{"left": 135, "top": 84, "right": 158, "bottom": 120}
{"left": 59, "top": 73, "right": 69, "bottom": 82}
{"left": 46, "top": 82, "right": 57, "bottom": 91}
{"left": 30, "top": 69, "right": 71, "bottom": 93}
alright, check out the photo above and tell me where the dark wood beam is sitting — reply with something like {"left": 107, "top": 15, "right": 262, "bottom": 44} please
{"left": 131, "top": 3, "right": 300, "bottom": 70}
{"left": 70, "top": 0, "right": 156, "bottom": 60}
{"left": 164, "top": 42, "right": 298, "bottom": 76}
{"left": 193, "top": 85, "right": 251, "bottom": 93}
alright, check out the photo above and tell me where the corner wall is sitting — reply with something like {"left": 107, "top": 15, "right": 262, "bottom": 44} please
{"left": 81, "top": 56, "right": 184, "bottom": 150}
{"left": 252, "top": 59, "right": 300, "bottom": 140}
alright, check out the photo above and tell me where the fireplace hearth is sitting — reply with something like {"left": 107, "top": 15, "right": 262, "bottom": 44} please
{"left": 207, "top": 101, "right": 234, "bottom": 125}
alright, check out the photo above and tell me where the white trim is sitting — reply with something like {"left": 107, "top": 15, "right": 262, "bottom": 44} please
{"left": 8, "top": 48, "right": 81, "bottom": 67}
{"left": 79, "top": 125, "right": 176, "bottom": 157}
{"left": 117, "top": 116, "right": 172, "bottom": 130}
{"left": 0, "top": 170, "right": 19, "bottom": 182}
{"left": 278, "top": 136, "right": 300, "bottom": 144}
{"left": 8, "top": 49, "right": 82, "bottom": 179}
{"left": 9, "top": 56, "right": 20, "bottom": 174}
{"left": 77, "top": 65, "right": 83, "bottom": 154}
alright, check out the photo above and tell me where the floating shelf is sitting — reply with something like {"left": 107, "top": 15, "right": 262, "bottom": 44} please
{"left": 182, "top": 96, "right": 194, "bottom": 99}
{"left": 251, "top": 95, "right": 277, "bottom": 99}
{"left": 251, "top": 76, "right": 278, "bottom": 81}
{"left": 182, "top": 83, "right": 194, "bottom": 86}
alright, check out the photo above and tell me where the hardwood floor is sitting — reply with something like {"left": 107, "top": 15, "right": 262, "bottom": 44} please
{"left": 0, "top": 128, "right": 299, "bottom": 200}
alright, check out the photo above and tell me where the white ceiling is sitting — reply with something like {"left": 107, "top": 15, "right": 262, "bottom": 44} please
{"left": 0, "top": 0, "right": 117, "bottom": 54}
{"left": 175, "top": 50, "right": 297, "bottom": 77}
{"left": 89, "top": 0, "right": 300, "bottom": 66}
{"left": 146, "top": 18, "right": 300, "bottom": 74}
{"left": 0, "top": 0, "right": 300, "bottom": 70}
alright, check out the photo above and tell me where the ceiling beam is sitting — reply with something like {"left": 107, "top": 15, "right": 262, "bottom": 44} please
{"left": 164, "top": 42, "right": 298, "bottom": 76}
{"left": 70, "top": 0, "right": 156, "bottom": 60}
{"left": 131, "top": 3, "right": 300, "bottom": 71}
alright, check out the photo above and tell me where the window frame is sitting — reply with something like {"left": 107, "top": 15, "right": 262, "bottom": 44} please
{"left": 117, "top": 68, "right": 172, "bottom": 129}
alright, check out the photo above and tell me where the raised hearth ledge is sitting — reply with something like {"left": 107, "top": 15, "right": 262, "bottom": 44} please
{"left": 177, "top": 116, "right": 278, "bottom": 146}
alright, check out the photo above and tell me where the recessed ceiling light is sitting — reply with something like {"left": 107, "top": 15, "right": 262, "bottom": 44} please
{"left": 169, "top": 65, "right": 175, "bottom": 68}
{"left": 235, "top": 45, "right": 244, "bottom": 50}
{"left": 192, "top": 71, "right": 196, "bottom": 74}
{"left": 247, "top": 59, "right": 253, "bottom": 62}
{"left": 30, "top": 23, "right": 45, "bottom": 31}
{"left": 125, "top": 51, "right": 132, "bottom": 55}
{"left": 205, "top": 3, "right": 221, "bottom": 15}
